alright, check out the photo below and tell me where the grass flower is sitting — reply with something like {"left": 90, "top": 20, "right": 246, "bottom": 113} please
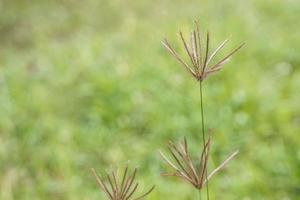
{"left": 159, "top": 135, "right": 238, "bottom": 190}
{"left": 162, "top": 21, "right": 244, "bottom": 82}
{"left": 91, "top": 166, "right": 155, "bottom": 200}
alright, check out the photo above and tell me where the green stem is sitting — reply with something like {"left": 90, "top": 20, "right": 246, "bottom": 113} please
{"left": 198, "top": 189, "right": 202, "bottom": 200}
{"left": 199, "top": 81, "right": 210, "bottom": 200}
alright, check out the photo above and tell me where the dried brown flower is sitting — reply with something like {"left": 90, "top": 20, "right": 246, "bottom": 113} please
{"left": 91, "top": 166, "right": 155, "bottom": 200}
{"left": 162, "top": 21, "right": 245, "bottom": 81}
{"left": 159, "top": 135, "right": 238, "bottom": 190}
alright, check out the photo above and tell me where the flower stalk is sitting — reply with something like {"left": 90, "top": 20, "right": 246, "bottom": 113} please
{"left": 161, "top": 21, "right": 244, "bottom": 200}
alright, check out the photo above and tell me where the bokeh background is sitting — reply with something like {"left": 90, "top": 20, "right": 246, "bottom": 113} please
{"left": 1, "top": 0, "right": 300, "bottom": 199}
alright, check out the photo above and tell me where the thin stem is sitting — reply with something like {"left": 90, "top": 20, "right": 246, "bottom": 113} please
{"left": 199, "top": 81, "right": 210, "bottom": 200}
{"left": 198, "top": 189, "right": 202, "bottom": 200}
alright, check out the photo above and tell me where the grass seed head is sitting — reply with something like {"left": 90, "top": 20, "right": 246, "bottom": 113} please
{"left": 159, "top": 134, "right": 239, "bottom": 190}
{"left": 162, "top": 21, "right": 245, "bottom": 82}
{"left": 92, "top": 166, "right": 155, "bottom": 200}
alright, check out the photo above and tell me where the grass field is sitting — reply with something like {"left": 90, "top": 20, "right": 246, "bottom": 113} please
{"left": 1, "top": 0, "right": 300, "bottom": 199}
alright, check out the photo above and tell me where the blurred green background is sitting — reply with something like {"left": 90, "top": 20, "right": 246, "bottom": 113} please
{"left": 1, "top": 0, "right": 300, "bottom": 199}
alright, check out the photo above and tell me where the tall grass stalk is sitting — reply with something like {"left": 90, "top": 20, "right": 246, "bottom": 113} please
{"left": 161, "top": 21, "right": 244, "bottom": 200}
